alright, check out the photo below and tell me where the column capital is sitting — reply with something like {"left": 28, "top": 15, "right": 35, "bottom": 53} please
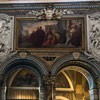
{"left": 96, "top": 78, "right": 100, "bottom": 88}
{"left": 43, "top": 75, "right": 56, "bottom": 84}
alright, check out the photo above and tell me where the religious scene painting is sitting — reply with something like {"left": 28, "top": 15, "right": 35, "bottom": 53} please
{"left": 16, "top": 17, "right": 84, "bottom": 50}
{"left": 11, "top": 69, "right": 39, "bottom": 87}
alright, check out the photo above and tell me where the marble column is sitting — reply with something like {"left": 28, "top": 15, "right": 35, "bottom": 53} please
{"left": 39, "top": 86, "right": 46, "bottom": 100}
{"left": 89, "top": 89, "right": 98, "bottom": 100}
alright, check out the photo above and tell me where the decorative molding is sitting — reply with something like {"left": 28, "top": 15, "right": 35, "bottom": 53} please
{"left": 19, "top": 51, "right": 28, "bottom": 58}
{"left": 0, "top": 0, "right": 99, "bottom": 4}
{"left": 0, "top": 14, "right": 14, "bottom": 63}
{"left": 87, "top": 13, "right": 100, "bottom": 61}
{"left": 72, "top": 52, "right": 81, "bottom": 60}
{"left": 84, "top": 51, "right": 100, "bottom": 63}
{"left": 65, "top": 66, "right": 94, "bottom": 89}
{"left": 26, "top": 6, "right": 74, "bottom": 19}
{"left": 0, "top": 2, "right": 99, "bottom": 10}
{"left": 0, "top": 53, "right": 49, "bottom": 75}
{"left": 56, "top": 71, "right": 74, "bottom": 91}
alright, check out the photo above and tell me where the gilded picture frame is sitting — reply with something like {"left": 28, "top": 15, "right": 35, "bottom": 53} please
{"left": 15, "top": 16, "right": 85, "bottom": 52}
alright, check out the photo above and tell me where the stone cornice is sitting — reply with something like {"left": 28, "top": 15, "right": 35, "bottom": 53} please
{"left": 0, "top": 1, "right": 99, "bottom": 10}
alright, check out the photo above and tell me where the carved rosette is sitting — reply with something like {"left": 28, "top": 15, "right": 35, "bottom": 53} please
{"left": 0, "top": 14, "right": 14, "bottom": 62}
{"left": 87, "top": 13, "right": 100, "bottom": 61}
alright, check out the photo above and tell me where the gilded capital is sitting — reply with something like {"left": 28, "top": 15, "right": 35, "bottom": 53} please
{"left": 43, "top": 75, "right": 55, "bottom": 84}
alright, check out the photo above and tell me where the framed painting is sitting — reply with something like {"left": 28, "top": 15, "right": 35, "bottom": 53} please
{"left": 15, "top": 16, "right": 85, "bottom": 52}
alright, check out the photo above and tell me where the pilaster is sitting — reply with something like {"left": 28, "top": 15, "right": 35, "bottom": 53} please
{"left": 43, "top": 75, "right": 56, "bottom": 100}
{"left": 89, "top": 89, "right": 98, "bottom": 100}
{"left": 39, "top": 86, "right": 46, "bottom": 100}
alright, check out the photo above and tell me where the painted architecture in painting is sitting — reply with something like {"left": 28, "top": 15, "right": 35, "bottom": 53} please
{"left": 0, "top": 0, "right": 100, "bottom": 100}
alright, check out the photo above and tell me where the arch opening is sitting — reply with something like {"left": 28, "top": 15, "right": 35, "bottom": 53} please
{"left": 1, "top": 58, "right": 47, "bottom": 100}
{"left": 55, "top": 66, "right": 90, "bottom": 100}
{"left": 6, "top": 68, "right": 39, "bottom": 100}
